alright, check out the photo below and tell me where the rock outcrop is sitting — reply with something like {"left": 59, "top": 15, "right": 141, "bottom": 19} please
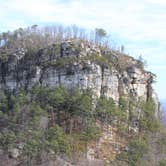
{"left": 0, "top": 40, "right": 158, "bottom": 106}
{"left": 0, "top": 39, "right": 162, "bottom": 166}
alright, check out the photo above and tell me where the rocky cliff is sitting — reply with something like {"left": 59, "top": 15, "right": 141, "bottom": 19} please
{"left": 0, "top": 38, "right": 162, "bottom": 166}
{"left": 0, "top": 40, "right": 160, "bottom": 112}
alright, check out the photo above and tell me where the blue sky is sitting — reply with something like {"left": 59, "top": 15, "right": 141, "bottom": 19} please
{"left": 0, "top": 0, "right": 166, "bottom": 99}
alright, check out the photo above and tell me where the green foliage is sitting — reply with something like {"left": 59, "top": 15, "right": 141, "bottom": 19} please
{"left": 0, "top": 25, "right": 163, "bottom": 165}
{"left": 95, "top": 28, "right": 107, "bottom": 37}
{"left": 80, "top": 53, "right": 113, "bottom": 70}
{"left": 32, "top": 85, "right": 68, "bottom": 110}
{"left": 17, "top": 90, "right": 28, "bottom": 105}
{"left": 29, "top": 102, "right": 48, "bottom": 127}
{"left": 116, "top": 151, "right": 128, "bottom": 163}
{"left": 32, "top": 85, "right": 93, "bottom": 119}
{"left": 31, "top": 85, "right": 50, "bottom": 107}
{"left": 46, "top": 125, "right": 71, "bottom": 154}
{"left": 128, "top": 138, "right": 148, "bottom": 166}
{"left": 46, "top": 57, "right": 77, "bottom": 70}
{"left": 69, "top": 134, "right": 87, "bottom": 153}
{"left": 139, "top": 99, "right": 160, "bottom": 132}
{"left": 0, "top": 84, "right": 162, "bottom": 165}
{"left": 117, "top": 137, "right": 148, "bottom": 166}
{"left": 0, "top": 91, "right": 8, "bottom": 112}
{"left": 96, "top": 97, "right": 117, "bottom": 122}
{"left": 23, "top": 135, "right": 41, "bottom": 158}
{"left": 30, "top": 102, "right": 47, "bottom": 117}
{"left": 0, "top": 51, "right": 8, "bottom": 61}
{"left": 81, "top": 122, "right": 101, "bottom": 141}
{"left": 156, "top": 130, "right": 166, "bottom": 153}
{"left": 46, "top": 53, "right": 113, "bottom": 71}
{"left": 95, "top": 28, "right": 107, "bottom": 44}
{"left": 89, "top": 54, "right": 112, "bottom": 69}
{"left": 22, "top": 130, "right": 45, "bottom": 165}
{"left": 51, "top": 43, "right": 61, "bottom": 56}
{"left": 67, "top": 89, "right": 92, "bottom": 117}
{"left": 26, "top": 47, "right": 38, "bottom": 57}
{"left": 159, "top": 159, "right": 166, "bottom": 166}
{"left": 119, "top": 96, "right": 128, "bottom": 112}
{"left": 117, "top": 123, "right": 128, "bottom": 136}
{"left": 96, "top": 96, "right": 127, "bottom": 124}
{"left": 0, "top": 130, "right": 16, "bottom": 149}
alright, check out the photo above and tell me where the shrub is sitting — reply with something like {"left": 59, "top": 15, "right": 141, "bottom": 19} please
{"left": 139, "top": 99, "right": 160, "bottom": 132}
{"left": 0, "top": 91, "right": 8, "bottom": 112}
{"left": 128, "top": 138, "right": 148, "bottom": 166}
{"left": 159, "top": 159, "right": 166, "bottom": 166}
{"left": 23, "top": 137, "right": 41, "bottom": 159}
{"left": 81, "top": 122, "right": 101, "bottom": 141}
{"left": 67, "top": 89, "right": 93, "bottom": 117}
{"left": 46, "top": 125, "right": 71, "bottom": 155}
{"left": 0, "top": 130, "right": 16, "bottom": 149}
{"left": 0, "top": 51, "right": 8, "bottom": 61}
{"left": 96, "top": 97, "right": 118, "bottom": 122}
{"left": 119, "top": 96, "right": 128, "bottom": 112}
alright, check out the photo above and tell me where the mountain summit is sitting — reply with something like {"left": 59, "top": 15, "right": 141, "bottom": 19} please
{"left": 0, "top": 25, "right": 165, "bottom": 166}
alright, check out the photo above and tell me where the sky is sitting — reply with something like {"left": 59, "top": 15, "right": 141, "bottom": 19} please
{"left": 0, "top": 0, "right": 166, "bottom": 99}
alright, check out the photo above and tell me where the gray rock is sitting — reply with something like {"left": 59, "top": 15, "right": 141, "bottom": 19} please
{"left": 9, "top": 148, "right": 20, "bottom": 158}
{"left": 39, "top": 116, "right": 49, "bottom": 130}
{"left": 0, "top": 41, "right": 160, "bottom": 111}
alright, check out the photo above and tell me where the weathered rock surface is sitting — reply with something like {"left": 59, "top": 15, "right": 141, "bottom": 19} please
{"left": 0, "top": 40, "right": 160, "bottom": 109}
{"left": 0, "top": 40, "right": 161, "bottom": 166}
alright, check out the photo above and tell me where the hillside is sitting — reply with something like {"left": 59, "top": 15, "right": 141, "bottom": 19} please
{"left": 0, "top": 25, "right": 165, "bottom": 166}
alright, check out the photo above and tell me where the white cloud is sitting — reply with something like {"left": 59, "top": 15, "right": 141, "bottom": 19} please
{"left": 145, "top": 0, "right": 166, "bottom": 7}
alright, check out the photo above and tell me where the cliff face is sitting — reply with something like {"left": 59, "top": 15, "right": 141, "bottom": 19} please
{"left": 0, "top": 39, "right": 162, "bottom": 165}
{"left": 0, "top": 40, "right": 159, "bottom": 111}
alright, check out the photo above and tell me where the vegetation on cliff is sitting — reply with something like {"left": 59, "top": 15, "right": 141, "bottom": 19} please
{"left": 0, "top": 86, "right": 123, "bottom": 164}
{"left": 0, "top": 85, "right": 164, "bottom": 165}
{"left": 0, "top": 25, "right": 165, "bottom": 166}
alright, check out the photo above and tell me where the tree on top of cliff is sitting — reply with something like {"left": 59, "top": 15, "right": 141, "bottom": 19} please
{"left": 0, "top": 25, "right": 110, "bottom": 55}
{"left": 95, "top": 28, "right": 107, "bottom": 45}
